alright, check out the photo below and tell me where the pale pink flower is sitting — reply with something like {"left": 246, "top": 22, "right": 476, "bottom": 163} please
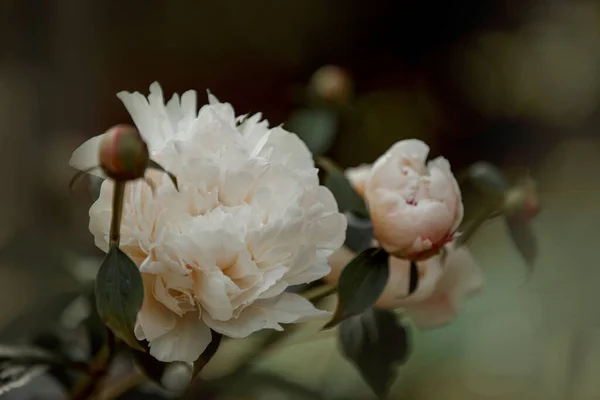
{"left": 353, "top": 139, "right": 463, "bottom": 260}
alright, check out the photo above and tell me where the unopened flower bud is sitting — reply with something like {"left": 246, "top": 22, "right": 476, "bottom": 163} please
{"left": 503, "top": 183, "right": 540, "bottom": 223}
{"left": 309, "top": 65, "right": 353, "bottom": 104}
{"left": 98, "top": 124, "right": 149, "bottom": 181}
{"left": 161, "top": 362, "right": 193, "bottom": 393}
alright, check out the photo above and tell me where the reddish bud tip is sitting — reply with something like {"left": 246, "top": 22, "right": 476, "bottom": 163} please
{"left": 99, "top": 124, "right": 149, "bottom": 181}
{"left": 503, "top": 184, "right": 541, "bottom": 223}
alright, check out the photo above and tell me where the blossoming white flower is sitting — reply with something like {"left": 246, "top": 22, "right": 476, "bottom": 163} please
{"left": 349, "top": 139, "right": 463, "bottom": 260}
{"left": 70, "top": 82, "right": 347, "bottom": 362}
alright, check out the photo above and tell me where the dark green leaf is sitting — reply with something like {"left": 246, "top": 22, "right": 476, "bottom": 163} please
{"left": 462, "top": 162, "right": 508, "bottom": 198}
{"left": 325, "top": 248, "right": 389, "bottom": 328}
{"left": 339, "top": 309, "right": 410, "bottom": 398}
{"left": 148, "top": 159, "right": 179, "bottom": 191}
{"left": 287, "top": 108, "right": 338, "bottom": 155}
{"left": 95, "top": 244, "right": 144, "bottom": 351}
{"left": 408, "top": 262, "right": 419, "bottom": 295}
{"left": 506, "top": 218, "right": 537, "bottom": 268}
{"left": 344, "top": 211, "right": 373, "bottom": 253}
{"left": 193, "top": 331, "right": 222, "bottom": 377}
{"left": 317, "top": 157, "right": 368, "bottom": 217}
{"left": 89, "top": 176, "right": 104, "bottom": 201}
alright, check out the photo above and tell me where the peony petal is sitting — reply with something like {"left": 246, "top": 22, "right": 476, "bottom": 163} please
{"left": 69, "top": 134, "right": 107, "bottom": 177}
{"left": 345, "top": 164, "right": 372, "bottom": 198}
{"left": 375, "top": 255, "right": 443, "bottom": 309}
{"left": 194, "top": 270, "right": 234, "bottom": 321}
{"left": 406, "top": 246, "right": 483, "bottom": 328}
{"left": 136, "top": 274, "right": 177, "bottom": 341}
{"left": 203, "top": 293, "right": 330, "bottom": 338}
{"left": 148, "top": 311, "right": 212, "bottom": 363}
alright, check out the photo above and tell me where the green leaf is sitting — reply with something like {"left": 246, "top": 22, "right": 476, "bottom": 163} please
{"left": 462, "top": 162, "right": 508, "bottom": 198}
{"left": 287, "top": 109, "right": 338, "bottom": 155}
{"left": 148, "top": 159, "right": 179, "bottom": 191}
{"left": 506, "top": 218, "right": 538, "bottom": 268}
{"left": 325, "top": 248, "right": 389, "bottom": 328}
{"left": 339, "top": 309, "right": 410, "bottom": 399}
{"left": 408, "top": 261, "right": 419, "bottom": 295}
{"left": 317, "top": 156, "right": 368, "bottom": 217}
{"left": 344, "top": 211, "right": 373, "bottom": 253}
{"left": 95, "top": 244, "right": 144, "bottom": 351}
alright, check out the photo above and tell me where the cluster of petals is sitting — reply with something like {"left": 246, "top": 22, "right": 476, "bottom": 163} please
{"left": 70, "top": 83, "right": 347, "bottom": 362}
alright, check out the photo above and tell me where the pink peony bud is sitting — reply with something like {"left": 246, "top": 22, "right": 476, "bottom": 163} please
{"left": 98, "top": 124, "right": 149, "bottom": 181}
{"left": 503, "top": 182, "right": 540, "bottom": 223}
{"left": 350, "top": 139, "right": 463, "bottom": 261}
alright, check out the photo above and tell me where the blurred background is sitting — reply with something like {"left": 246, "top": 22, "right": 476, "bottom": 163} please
{"left": 1, "top": 0, "right": 600, "bottom": 398}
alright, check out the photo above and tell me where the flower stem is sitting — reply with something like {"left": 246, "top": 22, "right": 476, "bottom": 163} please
{"left": 70, "top": 181, "right": 126, "bottom": 399}
{"left": 109, "top": 181, "right": 125, "bottom": 246}
{"left": 69, "top": 328, "right": 116, "bottom": 400}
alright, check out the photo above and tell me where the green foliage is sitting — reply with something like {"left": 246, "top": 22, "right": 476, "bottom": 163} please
{"left": 325, "top": 248, "right": 389, "bottom": 328}
{"left": 95, "top": 245, "right": 144, "bottom": 351}
{"left": 339, "top": 309, "right": 410, "bottom": 399}
{"left": 506, "top": 218, "right": 538, "bottom": 268}
{"left": 462, "top": 162, "right": 509, "bottom": 198}
{"left": 287, "top": 108, "right": 338, "bottom": 155}
{"left": 318, "top": 156, "right": 369, "bottom": 218}
{"left": 344, "top": 211, "right": 374, "bottom": 253}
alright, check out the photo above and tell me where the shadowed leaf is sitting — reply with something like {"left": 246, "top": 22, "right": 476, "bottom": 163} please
{"left": 339, "top": 309, "right": 410, "bottom": 398}
{"left": 408, "top": 261, "right": 419, "bottom": 295}
{"left": 317, "top": 156, "right": 368, "bottom": 218}
{"left": 461, "top": 162, "right": 508, "bottom": 199}
{"left": 148, "top": 159, "right": 178, "bottom": 191}
{"left": 95, "top": 245, "right": 144, "bottom": 351}
{"left": 287, "top": 108, "right": 338, "bottom": 155}
{"left": 325, "top": 248, "right": 389, "bottom": 328}
{"left": 344, "top": 211, "right": 373, "bottom": 253}
{"left": 506, "top": 218, "right": 538, "bottom": 269}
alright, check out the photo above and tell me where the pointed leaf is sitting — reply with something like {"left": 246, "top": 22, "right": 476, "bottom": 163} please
{"left": 287, "top": 108, "right": 338, "bottom": 155}
{"left": 95, "top": 244, "right": 144, "bottom": 351}
{"left": 317, "top": 156, "right": 368, "bottom": 218}
{"left": 339, "top": 309, "right": 410, "bottom": 398}
{"left": 506, "top": 218, "right": 538, "bottom": 268}
{"left": 325, "top": 248, "right": 389, "bottom": 328}
{"left": 463, "top": 162, "right": 508, "bottom": 198}
{"left": 148, "top": 159, "right": 179, "bottom": 191}
{"left": 408, "top": 261, "right": 419, "bottom": 295}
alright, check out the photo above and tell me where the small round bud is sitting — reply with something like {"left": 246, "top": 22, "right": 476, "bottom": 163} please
{"left": 309, "top": 65, "right": 353, "bottom": 104}
{"left": 161, "top": 362, "right": 193, "bottom": 394}
{"left": 503, "top": 183, "right": 540, "bottom": 223}
{"left": 98, "top": 124, "right": 149, "bottom": 181}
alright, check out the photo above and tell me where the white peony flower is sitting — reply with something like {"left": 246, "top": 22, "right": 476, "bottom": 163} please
{"left": 70, "top": 82, "right": 347, "bottom": 362}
